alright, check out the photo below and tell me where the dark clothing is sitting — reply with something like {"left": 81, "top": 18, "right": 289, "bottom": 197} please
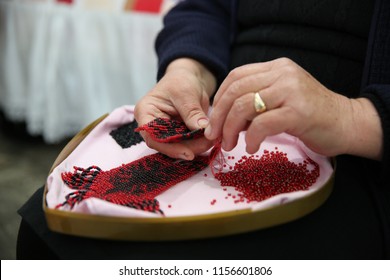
{"left": 155, "top": 0, "right": 390, "bottom": 257}
{"left": 232, "top": 0, "right": 373, "bottom": 97}
{"left": 156, "top": 0, "right": 390, "bottom": 178}
{"left": 18, "top": 0, "right": 390, "bottom": 259}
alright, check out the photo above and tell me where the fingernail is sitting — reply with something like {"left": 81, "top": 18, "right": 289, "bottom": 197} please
{"left": 178, "top": 152, "right": 191, "bottom": 161}
{"left": 197, "top": 118, "right": 209, "bottom": 128}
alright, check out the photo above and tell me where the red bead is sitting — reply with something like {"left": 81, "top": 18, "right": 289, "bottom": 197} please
{"left": 214, "top": 147, "right": 320, "bottom": 204}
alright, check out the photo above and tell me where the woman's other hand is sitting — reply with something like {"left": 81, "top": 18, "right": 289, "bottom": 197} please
{"left": 205, "top": 58, "right": 382, "bottom": 160}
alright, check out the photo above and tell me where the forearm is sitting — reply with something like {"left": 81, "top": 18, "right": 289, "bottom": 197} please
{"left": 155, "top": 0, "right": 232, "bottom": 85}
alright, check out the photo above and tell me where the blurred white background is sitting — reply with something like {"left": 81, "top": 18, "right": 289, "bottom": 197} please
{"left": 0, "top": 0, "right": 179, "bottom": 143}
{"left": 0, "top": 0, "right": 179, "bottom": 260}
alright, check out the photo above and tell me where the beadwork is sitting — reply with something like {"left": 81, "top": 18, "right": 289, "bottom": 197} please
{"left": 59, "top": 117, "right": 321, "bottom": 215}
{"left": 59, "top": 117, "right": 219, "bottom": 214}
{"left": 135, "top": 117, "right": 205, "bottom": 143}
{"left": 110, "top": 120, "right": 144, "bottom": 148}
{"left": 58, "top": 152, "right": 212, "bottom": 214}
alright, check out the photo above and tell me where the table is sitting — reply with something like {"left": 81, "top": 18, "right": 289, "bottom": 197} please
{"left": 0, "top": 0, "right": 163, "bottom": 142}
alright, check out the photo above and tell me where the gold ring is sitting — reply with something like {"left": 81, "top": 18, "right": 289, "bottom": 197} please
{"left": 254, "top": 92, "right": 267, "bottom": 113}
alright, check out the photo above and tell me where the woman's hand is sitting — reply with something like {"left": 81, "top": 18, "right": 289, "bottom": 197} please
{"left": 205, "top": 58, "right": 383, "bottom": 160}
{"left": 134, "top": 58, "right": 217, "bottom": 160}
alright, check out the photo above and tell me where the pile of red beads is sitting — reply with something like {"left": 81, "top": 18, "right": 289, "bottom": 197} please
{"left": 214, "top": 148, "right": 320, "bottom": 203}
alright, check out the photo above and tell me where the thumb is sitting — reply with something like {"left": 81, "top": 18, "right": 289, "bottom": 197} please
{"left": 177, "top": 101, "right": 210, "bottom": 131}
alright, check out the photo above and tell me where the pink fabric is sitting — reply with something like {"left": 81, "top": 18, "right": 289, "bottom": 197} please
{"left": 46, "top": 105, "right": 334, "bottom": 218}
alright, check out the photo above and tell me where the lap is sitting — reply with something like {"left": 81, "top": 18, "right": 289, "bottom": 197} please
{"left": 17, "top": 156, "right": 387, "bottom": 259}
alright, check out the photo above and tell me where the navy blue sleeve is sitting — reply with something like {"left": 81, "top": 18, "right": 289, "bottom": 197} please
{"left": 360, "top": 0, "right": 390, "bottom": 181}
{"left": 361, "top": 85, "right": 390, "bottom": 179}
{"left": 155, "top": 0, "right": 234, "bottom": 86}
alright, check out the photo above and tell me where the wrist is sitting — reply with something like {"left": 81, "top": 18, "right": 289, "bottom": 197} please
{"left": 343, "top": 97, "right": 383, "bottom": 160}
{"left": 166, "top": 58, "right": 217, "bottom": 97}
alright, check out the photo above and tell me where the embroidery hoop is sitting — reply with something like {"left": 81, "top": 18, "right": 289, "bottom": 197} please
{"left": 43, "top": 106, "right": 335, "bottom": 241}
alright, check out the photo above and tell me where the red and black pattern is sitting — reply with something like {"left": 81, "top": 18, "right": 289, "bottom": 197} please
{"left": 110, "top": 120, "right": 144, "bottom": 148}
{"left": 58, "top": 117, "right": 218, "bottom": 214}
{"left": 58, "top": 117, "right": 321, "bottom": 213}
{"left": 135, "top": 118, "right": 205, "bottom": 143}
{"left": 57, "top": 152, "right": 213, "bottom": 214}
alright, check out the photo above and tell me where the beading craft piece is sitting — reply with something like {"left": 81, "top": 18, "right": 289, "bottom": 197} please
{"left": 56, "top": 118, "right": 221, "bottom": 214}
{"left": 44, "top": 105, "right": 335, "bottom": 240}
{"left": 58, "top": 152, "right": 213, "bottom": 214}
{"left": 135, "top": 117, "right": 205, "bottom": 143}
{"left": 109, "top": 120, "right": 144, "bottom": 148}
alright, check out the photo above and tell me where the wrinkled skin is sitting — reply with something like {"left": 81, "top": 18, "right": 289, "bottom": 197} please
{"left": 135, "top": 58, "right": 382, "bottom": 161}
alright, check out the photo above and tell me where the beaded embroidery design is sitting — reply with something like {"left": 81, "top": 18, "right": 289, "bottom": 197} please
{"left": 58, "top": 117, "right": 321, "bottom": 214}
{"left": 57, "top": 153, "right": 211, "bottom": 214}
{"left": 135, "top": 117, "right": 205, "bottom": 143}
{"left": 58, "top": 118, "right": 217, "bottom": 214}
{"left": 110, "top": 120, "right": 144, "bottom": 148}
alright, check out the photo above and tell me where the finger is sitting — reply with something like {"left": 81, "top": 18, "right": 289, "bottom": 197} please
{"left": 213, "top": 58, "right": 291, "bottom": 106}
{"left": 186, "top": 137, "right": 215, "bottom": 155}
{"left": 220, "top": 93, "right": 254, "bottom": 151}
{"left": 213, "top": 68, "right": 271, "bottom": 110}
{"left": 142, "top": 132, "right": 196, "bottom": 160}
{"left": 213, "top": 61, "right": 278, "bottom": 106}
{"left": 206, "top": 76, "right": 289, "bottom": 142}
{"left": 171, "top": 91, "right": 211, "bottom": 131}
{"left": 141, "top": 128, "right": 214, "bottom": 160}
{"left": 134, "top": 97, "right": 173, "bottom": 127}
{"left": 134, "top": 98, "right": 193, "bottom": 159}
{"left": 245, "top": 107, "right": 300, "bottom": 154}
{"left": 221, "top": 89, "right": 288, "bottom": 151}
{"left": 254, "top": 86, "right": 287, "bottom": 110}
{"left": 206, "top": 72, "right": 278, "bottom": 141}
